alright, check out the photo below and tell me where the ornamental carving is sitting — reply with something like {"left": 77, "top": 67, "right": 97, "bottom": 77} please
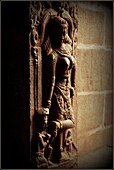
{"left": 29, "top": 2, "right": 78, "bottom": 168}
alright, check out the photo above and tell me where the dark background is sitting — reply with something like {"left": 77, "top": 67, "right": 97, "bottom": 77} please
{"left": 2, "top": 2, "right": 30, "bottom": 168}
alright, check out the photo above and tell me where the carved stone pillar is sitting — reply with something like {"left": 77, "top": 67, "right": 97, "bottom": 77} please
{"left": 29, "top": 2, "right": 78, "bottom": 168}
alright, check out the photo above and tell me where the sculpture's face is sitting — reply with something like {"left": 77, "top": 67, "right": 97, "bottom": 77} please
{"left": 62, "top": 24, "right": 68, "bottom": 37}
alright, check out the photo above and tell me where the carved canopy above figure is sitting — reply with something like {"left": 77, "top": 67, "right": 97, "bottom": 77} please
{"left": 29, "top": 2, "right": 78, "bottom": 168}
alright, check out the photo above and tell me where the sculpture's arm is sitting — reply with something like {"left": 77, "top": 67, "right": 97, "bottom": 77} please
{"left": 43, "top": 52, "right": 57, "bottom": 109}
{"left": 38, "top": 133, "right": 47, "bottom": 148}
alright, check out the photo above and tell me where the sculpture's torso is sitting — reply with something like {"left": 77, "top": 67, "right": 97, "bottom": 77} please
{"left": 47, "top": 49, "right": 75, "bottom": 121}
{"left": 53, "top": 48, "right": 75, "bottom": 84}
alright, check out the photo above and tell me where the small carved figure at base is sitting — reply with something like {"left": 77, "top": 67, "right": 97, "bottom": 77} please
{"left": 36, "top": 131, "right": 52, "bottom": 168}
{"left": 64, "top": 130, "right": 78, "bottom": 157}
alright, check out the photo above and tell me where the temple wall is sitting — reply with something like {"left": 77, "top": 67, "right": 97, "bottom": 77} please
{"left": 75, "top": 2, "right": 113, "bottom": 156}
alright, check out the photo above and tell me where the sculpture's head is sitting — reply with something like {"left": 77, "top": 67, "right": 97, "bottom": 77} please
{"left": 52, "top": 16, "right": 68, "bottom": 35}
{"left": 47, "top": 16, "right": 70, "bottom": 48}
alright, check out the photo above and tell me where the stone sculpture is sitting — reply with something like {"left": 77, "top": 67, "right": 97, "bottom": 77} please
{"left": 30, "top": 2, "right": 78, "bottom": 168}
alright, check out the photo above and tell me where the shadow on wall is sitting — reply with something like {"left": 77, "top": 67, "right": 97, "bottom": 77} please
{"left": 78, "top": 146, "right": 113, "bottom": 169}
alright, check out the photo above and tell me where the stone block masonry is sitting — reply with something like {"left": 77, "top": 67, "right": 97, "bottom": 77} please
{"left": 75, "top": 2, "right": 113, "bottom": 156}
{"left": 76, "top": 49, "right": 112, "bottom": 92}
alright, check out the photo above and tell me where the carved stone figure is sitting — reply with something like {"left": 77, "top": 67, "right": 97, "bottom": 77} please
{"left": 41, "top": 15, "right": 76, "bottom": 163}
{"left": 30, "top": 2, "right": 78, "bottom": 168}
{"left": 64, "top": 130, "right": 78, "bottom": 154}
{"left": 36, "top": 131, "right": 50, "bottom": 168}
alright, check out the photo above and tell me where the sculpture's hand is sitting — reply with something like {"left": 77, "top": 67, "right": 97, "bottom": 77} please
{"left": 42, "top": 108, "right": 49, "bottom": 129}
{"left": 42, "top": 107, "right": 49, "bottom": 116}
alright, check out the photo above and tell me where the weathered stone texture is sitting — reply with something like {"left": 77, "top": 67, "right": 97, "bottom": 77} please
{"left": 105, "top": 8, "right": 113, "bottom": 47}
{"left": 78, "top": 6, "right": 104, "bottom": 45}
{"left": 76, "top": 2, "right": 113, "bottom": 157}
{"left": 72, "top": 93, "right": 78, "bottom": 142}
{"left": 76, "top": 49, "right": 112, "bottom": 92}
{"left": 30, "top": 56, "right": 34, "bottom": 140}
{"left": 104, "top": 93, "right": 113, "bottom": 126}
{"left": 77, "top": 94, "right": 104, "bottom": 134}
{"left": 37, "top": 47, "right": 42, "bottom": 108}
{"left": 104, "top": 127, "right": 113, "bottom": 146}
{"left": 101, "top": 51, "right": 113, "bottom": 91}
{"left": 77, "top": 127, "right": 112, "bottom": 155}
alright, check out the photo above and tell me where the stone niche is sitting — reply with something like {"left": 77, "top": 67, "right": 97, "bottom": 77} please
{"left": 29, "top": 1, "right": 78, "bottom": 168}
